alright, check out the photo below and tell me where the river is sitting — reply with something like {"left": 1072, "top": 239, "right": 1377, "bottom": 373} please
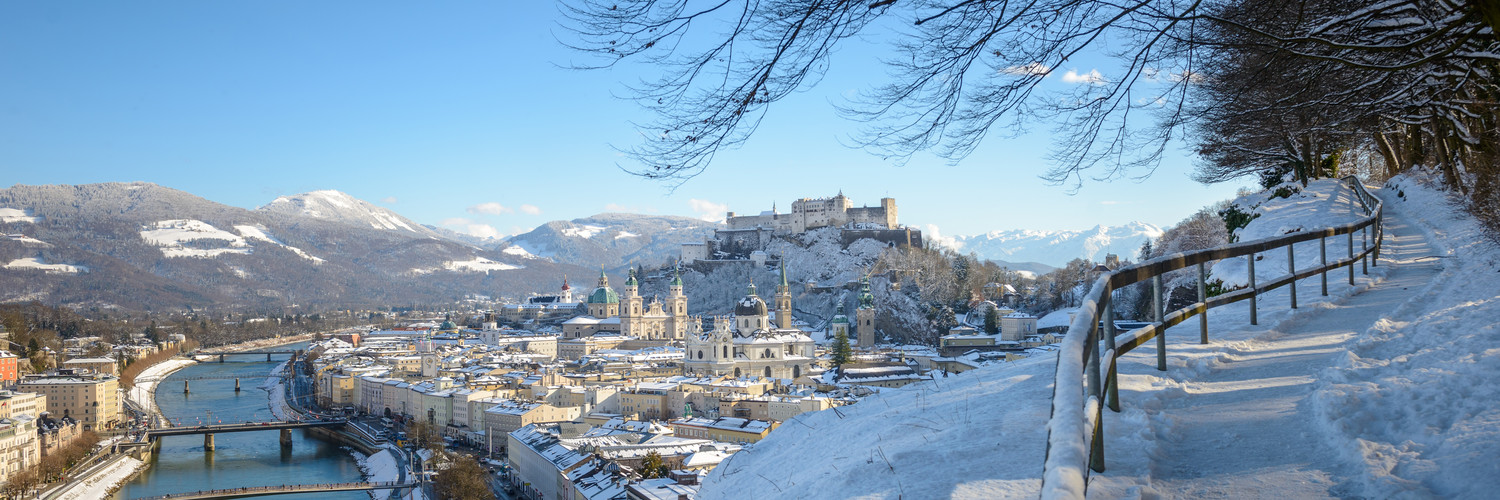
{"left": 113, "top": 342, "right": 368, "bottom": 499}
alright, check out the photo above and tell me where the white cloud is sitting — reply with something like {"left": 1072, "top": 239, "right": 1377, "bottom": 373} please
{"left": 467, "top": 202, "right": 512, "bottom": 215}
{"left": 689, "top": 199, "right": 729, "bottom": 222}
{"left": 519, "top": 204, "right": 542, "bottom": 215}
{"left": 1061, "top": 69, "right": 1107, "bottom": 85}
{"left": 1000, "top": 62, "right": 1051, "bottom": 76}
{"left": 923, "top": 224, "right": 962, "bottom": 251}
{"left": 463, "top": 224, "right": 502, "bottom": 239}
{"left": 380, "top": 196, "right": 398, "bottom": 204}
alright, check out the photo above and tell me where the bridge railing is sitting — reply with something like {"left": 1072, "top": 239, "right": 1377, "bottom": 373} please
{"left": 1040, "top": 176, "right": 1383, "bottom": 498}
{"left": 135, "top": 481, "right": 415, "bottom": 500}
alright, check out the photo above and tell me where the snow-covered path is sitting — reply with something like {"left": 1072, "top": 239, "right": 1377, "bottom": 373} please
{"left": 1090, "top": 196, "right": 1443, "bottom": 498}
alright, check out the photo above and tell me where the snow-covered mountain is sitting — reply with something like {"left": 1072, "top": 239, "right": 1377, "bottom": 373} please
{"left": 496, "top": 213, "right": 719, "bottom": 271}
{"left": 0, "top": 183, "right": 590, "bottom": 310}
{"left": 952, "top": 222, "right": 1164, "bottom": 267}
{"left": 258, "top": 190, "right": 444, "bottom": 239}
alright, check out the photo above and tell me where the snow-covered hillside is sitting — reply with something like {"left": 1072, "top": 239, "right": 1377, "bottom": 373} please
{"left": 499, "top": 213, "right": 718, "bottom": 271}
{"left": 953, "top": 222, "right": 1163, "bottom": 267}
{"left": 259, "top": 189, "right": 439, "bottom": 237}
{"left": 701, "top": 177, "right": 1500, "bottom": 498}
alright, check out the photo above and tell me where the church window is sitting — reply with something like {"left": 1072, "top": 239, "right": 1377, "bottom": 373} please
{"left": 697, "top": 350, "right": 703, "bottom": 360}
{"left": 764, "top": 367, "right": 772, "bottom": 378}
{"left": 734, "top": 367, "right": 741, "bottom": 378}
{"left": 723, "top": 346, "right": 729, "bottom": 358}
{"left": 793, "top": 365, "right": 801, "bottom": 378}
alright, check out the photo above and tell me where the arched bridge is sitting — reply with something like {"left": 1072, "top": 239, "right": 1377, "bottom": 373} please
{"left": 136, "top": 481, "right": 418, "bottom": 500}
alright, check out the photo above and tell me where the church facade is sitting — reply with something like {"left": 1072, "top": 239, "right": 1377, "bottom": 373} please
{"left": 683, "top": 267, "right": 817, "bottom": 380}
{"left": 563, "top": 269, "right": 696, "bottom": 341}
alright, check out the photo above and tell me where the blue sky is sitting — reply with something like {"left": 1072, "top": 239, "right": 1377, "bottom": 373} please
{"left": 0, "top": 2, "right": 1246, "bottom": 240}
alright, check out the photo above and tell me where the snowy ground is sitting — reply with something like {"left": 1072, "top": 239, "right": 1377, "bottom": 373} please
{"left": 261, "top": 360, "right": 297, "bottom": 421}
{"left": 52, "top": 455, "right": 146, "bottom": 500}
{"left": 127, "top": 358, "right": 198, "bottom": 416}
{"left": 699, "top": 176, "right": 1500, "bottom": 498}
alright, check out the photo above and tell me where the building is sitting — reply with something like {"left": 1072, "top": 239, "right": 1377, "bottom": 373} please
{"left": 725, "top": 194, "right": 898, "bottom": 234}
{"left": 483, "top": 401, "right": 581, "bottom": 439}
{"left": 61, "top": 357, "right": 117, "bottom": 376}
{"left": 855, "top": 276, "right": 877, "bottom": 347}
{"left": 0, "top": 351, "right": 17, "bottom": 387}
{"left": 683, "top": 280, "right": 817, "bottom": 380}
{"left": 0, "top": 414, "right": 39, "bottom": 485}
{"left": 829, "top": 362, "right": 928, "bottom": 388}
{"left": 686, "top": 194, "right": 922, "bottom": 261}
{"left": 668, "top": 417, "right": 778, "bottom": 444}
{"left": 18, "top": 373, "right": 120, "bottom": 431}
{"left": 0, "top": 391, "right": 44, "bottom": 421}
{"left": 564, "top": 269, "right": 697, "bottom": 342}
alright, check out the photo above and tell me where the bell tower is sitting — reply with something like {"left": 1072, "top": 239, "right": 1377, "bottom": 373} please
{"left": 856, "top": 275, "right": 877, "bottom": 347}
{"left": 775, "top": 260, "right": 793, "bottom": 329}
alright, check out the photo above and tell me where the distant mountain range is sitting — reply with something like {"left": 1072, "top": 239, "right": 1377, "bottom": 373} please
{"left": 0, "top": 183, "right": 592, "bottom": 311}
{"left": 0, "top": 182, "right": 1164, "bottom": 311}
{"left": 495, "top": 213, "right": 718, "bottom": 273}
{"left": 949, "top": 222, "right": 1164, "bottom": 268}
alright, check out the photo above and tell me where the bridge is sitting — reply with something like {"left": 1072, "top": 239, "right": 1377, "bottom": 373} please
{"left": 194, "top": 350, "right": 301, "bottom": 362}
{"left": 143, "top": 419, "right": 345, "bottom": 450}
{"left": 136, "top": 481, "right": 419, "bottom": 500}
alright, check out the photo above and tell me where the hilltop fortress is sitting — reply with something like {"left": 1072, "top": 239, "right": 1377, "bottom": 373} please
{"left": 683, "top": 193, "right": 922, "bottom": 263}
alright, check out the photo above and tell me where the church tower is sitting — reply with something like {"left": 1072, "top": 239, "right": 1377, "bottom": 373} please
{"left": 621, "top": 268, "right": 643, "bottom": 335}
{"left": 856, "top": 275, "right": 877, "bottom": 347}
{"left": 734, "top": 283, "right": 770, "bottom": 333}
{"left": 830, "top": 300, "right": 850, "bottom": 343}
{"left": 560, "top": 276, "right": 573, "bottom": 303}
{"left": 665, "top": 265, "right": 689, "bottom": 339}
{"left": 587, "top": 269, "right": 620, "bottom": 318}
{"left": 775, "top": 260, "right": 793, "bottom": 329}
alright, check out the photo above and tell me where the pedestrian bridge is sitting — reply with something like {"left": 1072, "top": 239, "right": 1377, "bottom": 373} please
{"left": 135, "top": 481, "right": 419, "bottom": 500}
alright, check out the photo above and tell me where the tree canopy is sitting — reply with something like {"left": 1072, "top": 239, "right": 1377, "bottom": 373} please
{"left": 566, "top": 0, "right": 1499, "bottom": 219}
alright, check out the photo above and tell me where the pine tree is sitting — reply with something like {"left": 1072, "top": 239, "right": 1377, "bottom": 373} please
{"left": 832, "top": 330, "right": 853, "bottom": 367}
{"left": 984, "top": 307, "right": 999, "bottom": 335}
{"left": 641, "top": 451, "right": 665, "bottom": 479}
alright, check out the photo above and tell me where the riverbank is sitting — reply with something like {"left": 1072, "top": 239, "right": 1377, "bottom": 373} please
{"left": 48, "top": 454, "right": 146, "bottom": 500}
{"left": 126, "top": 358, "right": 198, "bottom": 415}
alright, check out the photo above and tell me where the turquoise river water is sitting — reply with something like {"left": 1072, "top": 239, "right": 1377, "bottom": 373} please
{"left": 113, "top": 342, "right": 368, "bottom": 499}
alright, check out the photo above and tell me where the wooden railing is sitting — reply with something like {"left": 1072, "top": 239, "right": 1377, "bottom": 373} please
{"left": 1040, "top": 176, "right": 1383, "bottom": 498}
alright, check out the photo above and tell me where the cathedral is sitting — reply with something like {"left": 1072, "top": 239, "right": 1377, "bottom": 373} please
{"left": 562, "top": 268, "right": 694, "bottom": 341}
{"left": 683, "top": 264, "right": 817, "bottom": 380}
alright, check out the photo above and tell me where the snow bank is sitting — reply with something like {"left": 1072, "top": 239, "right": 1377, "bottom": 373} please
{"left": 261, "top": 361, "right": 297, "bottom": 421}
{"left": 2, "top": 233, "right": 49, "bottom": 246}
{"left": 443, "top": 256, "right": 521, "bottom": 273}
{"left": 140, "top": 219, "right": 253, "bottom": 258}
{"left": 128, "top": 358, "right": 198, "bottom": 415}
{"left": 234, "top": 224, "right": 325, "bottom": 263}
{"left": 4, "top": 257, "right": 87, "bottom": 274}
{"left": 0, "top": 207, "right": 39, "bottom": 223}
{"left": 1210, "top": 179, "right": 1372, "bottom": 288}
{"left": 54, "top": 456, "right": 145, "bottom": 500}
{"left": 1306, "top": 174, "right": 1500, "bottom": 498}
{"left": 700, "top": 355, "right": 1057, "bottom": 498}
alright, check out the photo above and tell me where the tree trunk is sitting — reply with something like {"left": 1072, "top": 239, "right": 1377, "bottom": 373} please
{"left": 1374, "top": 130, "right": 1403, "bottom": 177}
{"left": 1406, "top": 123, "right": 1427, "bottom": 168}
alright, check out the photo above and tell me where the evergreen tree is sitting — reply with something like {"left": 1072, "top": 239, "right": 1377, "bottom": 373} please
{"left": 984, "top": 307, "right": 999, "bottom": 335}
{"left": 641, "top": 451, "right": 666, "bottom": 479}
{"left": 831, "top": 330, "right": 853, "bottom": 367}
